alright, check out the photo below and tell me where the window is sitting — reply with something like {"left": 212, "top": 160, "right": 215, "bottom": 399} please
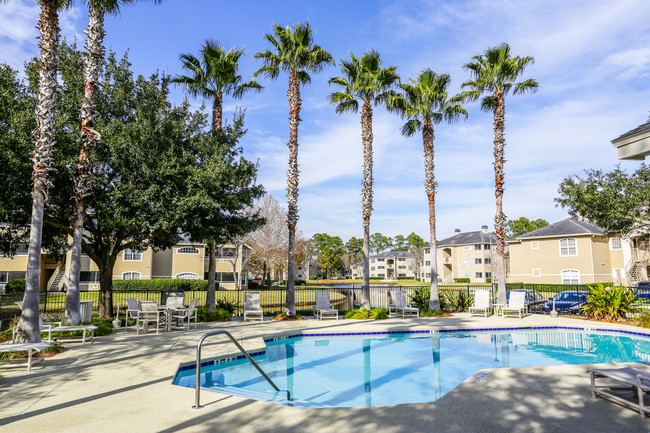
{"left": 80, "top": 271, "right": 99, "bottom": 283}
{"left": 398, "top": 258, "right": 406, "bottom": 262}
{"left": 474, "top": 244, "right": 482, "bottom": 250}
{"left": 378, "top": 273, "right": 385, "bottom": 277}
{"left": 0, "top": 271, "right": 7, "bottom": 284}
{"left": 220, "top": 247, "right": 236, "bottom": 257}
{"left": 204, "top": 272, "right": 236, "bottom": 282}
{"left": 242, "top": 250, "right": 248, "bottom": 260}
{"left": 485, "top": 258, "right": 491, "bottom": 265}
{"left": 475, "top": 258, "right": 482, "bottom": 264}
{"left": 610, "top": 237, "right": 622, "bottom": 250}
{"left": 476, "top": 272, "right": 483, "bottom": 278}
{"left": 532, "top": 268, "right": 541, "bottom": 277}
{"left": 123, "top": 248, "right": 142, "bottom": 261}
{"left": 398, "top": 265, "right": 406, "bottom": 269}
{"left": 378, "top": 258, "right": 385, "bottom": 262}
{"left": 463, "top": 246, "right": 472, "bottom": 250}
{"left": 176, "top": 272, "right": 199, "bottom": 279}
{"left": 371, "top": 267, "right": 376, "bottom": 271}
{"left": 530, "top": 241, "right": 539, "bottom": 249}
{"left": 15, "top": 244, "right": 28, "bottom": 255}
{"left": 485, "top": 272, "right": 492, "bottom": 278}
{"left": 561, "top": 269, "right": 580, "bottom": 284}
{"left": 464, "top": 273, "right": 473, "bottom": 277}
{"left": 178, "top": 246, "right": 199, "bottom": 255}
{"left": 408, "top": 266, "right": 413, "bottom": 270}
{"left": 559, "top": 238, "right": 577, "bottom": 256}
{"left": 371, "top": 259, "right": 375, "bottom": 263}
{"left": 425, "top": 261, "right": 431, "bottom": 266}
{"left": 378, "top": 266, "right": 385, "bottom": 269}
{"left": 425, "top": 248, "right": 431, "bottom": 254}
{"left": 484, "top": 244, "right": 490, "bottom": 250}
{"left": 464, "top": 258, "right": 472, "bottom": 264}
{"left": 122, "top": 272, "right": 141, "bottom": 280}
{"left": 425, "top": 273, "right": 431, "bottom": 278}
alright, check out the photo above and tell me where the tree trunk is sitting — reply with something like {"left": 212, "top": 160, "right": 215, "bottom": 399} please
{"left": 98, "top": 258, "right": 114, "bottom": 319}
{"left": 16, "top": 0, "right": 60, "bottom": 343}
{"left": 493, "top": 90, "right": 507, "bottom": 305}
{"left": 262, "top": 261, "right": 267, "bottom": 287}
{"left": 285, "top": 70, "right": 301, "bottom": 315}
{"left": 66, "top": 2, "right": 105, "bottom": 325}
{"left": 423, "top": 117, "right": 440, "bottom": 311}
{"left": 206, "top": 241, "right": 216, "bottom": 311}
{"left": 360, "top": 100, "right": 373, "bottom": 309}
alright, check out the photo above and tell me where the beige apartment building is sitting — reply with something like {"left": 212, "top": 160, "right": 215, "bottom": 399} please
{"left": 0, "top": 234, "right": 249, "bottom": 292}
{"left": 350, "top": 251, "right": 417, "bottom": 280}
{"left": 506, "top": 218, "right": 637, "bottom": 285}
{"left": 418, "top": 226, "right": 497, "bottom": 283}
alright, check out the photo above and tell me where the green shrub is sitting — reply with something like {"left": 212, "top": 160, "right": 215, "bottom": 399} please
{"left": 443, "top": 291, "right": 474, "bottom": 312}
{"left": 581, "top": 283, "right": 641, "bottom": 321}
{"left": 369, "top": 277, "right": 383, "bottom": 280}
{"left": 344, "top": 308, "right": 370, "bottom": 320}
{"left": 397, "top": 276, "right": 415, "bottom": 280}
{"left": 369, "top": 308, "right": 389, "bottom": 319}
{"left": 216, "top": 298, "right": 238, "bottom": 315}
{"left": 410, "top": 287, "right": 431, "bottom": 310}
{"left": 486, "top": 278, "right": 491, "bottom": 283}
{"left": 294, "top": 279, "right": 306, "bottom": 286}
{"left": 453, "top": 278, "right": 470, "bottom": 283}
{"left": 89, "top": 318, "right": 113, "bottom": 336}
{"left": 420, "top": 309, "right": 443, "bottom": 317}
{"left": 113, "top": 279, "right": 209, "bottom": 292}
{"left": 632, "top": 310, "right": 650, "bottom": 328}
{"left": 4, "top": 279, "right": 26, "bottom": 293}
{"left": 196, "top": 308, "right": 232, "bottom": 322}
{"left": 247, "top": 281, "right": 261, "bottom": 290}
{"left": 308, "top": 276, "right": 317, "bottom": 280}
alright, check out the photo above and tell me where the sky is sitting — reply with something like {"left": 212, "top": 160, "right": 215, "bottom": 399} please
{"left": 2, "top": 0, "right": 650, "bottom": 242}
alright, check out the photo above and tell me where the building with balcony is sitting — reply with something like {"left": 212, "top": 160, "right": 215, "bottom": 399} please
{"left": 350, "top": 251, "right": 417, "bottom": 280}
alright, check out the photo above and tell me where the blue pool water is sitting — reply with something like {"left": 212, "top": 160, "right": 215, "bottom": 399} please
{"left": 173, "top": 328, "right": 650, "bottom": 408}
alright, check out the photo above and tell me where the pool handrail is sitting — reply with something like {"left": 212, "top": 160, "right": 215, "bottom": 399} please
{"left": 193, "top": 329, "right": 289, "bottom": 408}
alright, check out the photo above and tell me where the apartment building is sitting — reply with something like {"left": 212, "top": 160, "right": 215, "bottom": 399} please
{"left": 0, "top": 234, "right": 249, "bottom": 292}
{"left": 350, "top": 251, "right": 417, "bottom": 280}
{"left": 418, "top": 226, "right": 497, "bottom": 283}
{"left": 506, "top": 218, "right": 633, "bottom": 285}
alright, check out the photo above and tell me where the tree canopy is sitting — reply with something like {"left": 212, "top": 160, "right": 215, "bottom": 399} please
{"left": 556, "top": 165, "right": 650, "bottom": 236}
{"left": 505, "top": 217, "right": 549, "bottom": 238}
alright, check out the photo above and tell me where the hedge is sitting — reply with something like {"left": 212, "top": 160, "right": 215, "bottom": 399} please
{"left": 397, "top": 276, "right": 415, "bottom": 280}
{"left": 4, "top": 279, "right": 26, "bottom": 293}
{"left": 112, "top": 279, "right": 210, "bottom": 292}
{"left": 454, "top": 278, "right": 470, "bottom": 283}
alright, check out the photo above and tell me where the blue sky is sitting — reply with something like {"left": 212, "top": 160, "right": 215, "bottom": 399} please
{"left": 2, "top": 0, "right": 650, "bottom": 242}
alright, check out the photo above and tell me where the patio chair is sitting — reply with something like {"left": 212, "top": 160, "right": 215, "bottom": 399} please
{"left": 136, "top": 300, "right": 165, "bottom": 335}
{"left": 588, "top": 366, "right": 650, "bottom": 418}
{"left": 314, "top": 291, "right": 338, "bottom": 320}
{"left": 469, "top": 290, "right": 493, "bottom": 317}
{"left": 243, "top": 292, "right": 263, "bottom": 321}
{"left": 165, "top": 293, "right": 186, "bottom": 328}
{"left": 12, "top": 302, "right": 97, "bottom": 344}
{"left": 501, "top": 291, "right": 527, "bottom": 318}
{"left": 171, "top": 298, "right": 199, "bottom": 331}
{"left": 125, "top": 298, "right": 140, "bottom": 332}
{"left": 388, "top": 291, "right": 419, "bottom": 318}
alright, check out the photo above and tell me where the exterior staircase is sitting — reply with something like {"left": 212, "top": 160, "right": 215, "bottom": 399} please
{"left": 48, "top": 268, "right": 66, "bottom": 291}
{"left": 627, "top": 258, "right": 648, "bottom": 287}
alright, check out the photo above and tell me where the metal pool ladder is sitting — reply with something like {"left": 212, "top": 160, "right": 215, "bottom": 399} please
{"left": 192, "top": 329, "right": 290, "bottom": 408}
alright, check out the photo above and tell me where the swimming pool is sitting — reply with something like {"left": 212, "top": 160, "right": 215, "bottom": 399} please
{"left": 173, "top": 327, "right": 650, "bottom": 408}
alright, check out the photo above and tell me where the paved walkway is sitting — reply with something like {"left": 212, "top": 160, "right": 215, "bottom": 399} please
{"left": 1, "top": 314, "right": 650, "bottom": 432}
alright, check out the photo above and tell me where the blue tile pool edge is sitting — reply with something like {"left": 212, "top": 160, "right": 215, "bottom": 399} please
{"left": 173, "top": 325, "right": 650, "bottom": 378}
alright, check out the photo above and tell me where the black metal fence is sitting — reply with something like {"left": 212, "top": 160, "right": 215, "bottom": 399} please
{"left": 0, "top": 283, "right": 595, "bottom": 330}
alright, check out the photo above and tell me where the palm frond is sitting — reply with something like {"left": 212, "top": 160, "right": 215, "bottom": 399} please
{"left": 400, "top": 118, "right": 421, "bottom": 137}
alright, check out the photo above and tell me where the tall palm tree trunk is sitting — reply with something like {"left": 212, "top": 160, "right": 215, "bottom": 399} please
{"left": 66, "top": 2, "right": 106, "bottom": 325}
{"left": 360, "top": 101, "right": 373, "bottom": 309}
{"left": 205, "top": 94, "right": 223, "bottom": 312}
{"left": 16, "top": 0, "right": 60, "bottom": 343}
{"left": 493, "top": 90, "right": 507, "bottom": 305}
{"left": 285, "top": 70, "right": 301, "bottom": 315}
{"left": 423, "top": 117, "right": 440, "bottom": 310}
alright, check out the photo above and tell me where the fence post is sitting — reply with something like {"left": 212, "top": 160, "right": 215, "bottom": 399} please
{"left": 43, "top": 290, "right": 48, "bottom": 314}
{"left": 467, "top": 282, "right": 470, "bottom": 297}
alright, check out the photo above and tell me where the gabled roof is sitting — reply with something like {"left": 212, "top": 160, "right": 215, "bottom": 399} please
{"left": 438, "top": 230, "right": 496, "bottom": 247}
{"left": 516, "top": 218, "right": 606, "bottom": 239}
{"left": 613, "top": 119, "right": 650, "bottom": 142}
{"left": 371, "top": 250, "right": 413, "bottom": 259}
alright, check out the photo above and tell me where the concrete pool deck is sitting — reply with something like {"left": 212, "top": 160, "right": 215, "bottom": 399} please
{"left": 1, "top": 314, "right": 650, "bottom": 432}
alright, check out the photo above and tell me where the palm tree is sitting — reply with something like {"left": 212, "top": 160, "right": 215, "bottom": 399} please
{"left": 172, "top": 40, "right": 261, "bottom": 311}
{"left": 461, "top": 43, "right": 538, "bottom": 305}
{"left": 16, "top": 0, "right": 72, "bottom": 343}
{"left": 254, "top": 22, "right": 333, "bottom": 315}
{"left": 328, "top": 50, "right": 400, "bottom": 309}
{"left": 67, "top": 0, "right": 164, "bottom": 323}
{"left": 389, "top": 69, "right": 467, "bottom": 310}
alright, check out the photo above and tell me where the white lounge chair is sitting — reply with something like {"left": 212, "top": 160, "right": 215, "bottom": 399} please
{"left": 0, "top": 342, "right": 51, "bottom": 371}
{"left": 172, "top": 298, "right": 199, "bottom": 331}
{"left": 501, "top": 291, "right": 527, "bottom": 318}
{"left": 388, "top": 291, "right": 419, "bottom": 318}
{"left": 469, "top": 290, "right": 493, "bottom": 317}
{"left": 589, "top": 366, "right": 650, "bottom": 418}
{"left": 314, "top": 291, "right": 338, "bottom": 320}
{"left": 13, "top": 302, "right": 97, "bottom": 344}
{"left": 243, "top": 292, "right": 263, "bottom": 321}
{"left": 136, "top": 300, "right": 165, "bottom": 334}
